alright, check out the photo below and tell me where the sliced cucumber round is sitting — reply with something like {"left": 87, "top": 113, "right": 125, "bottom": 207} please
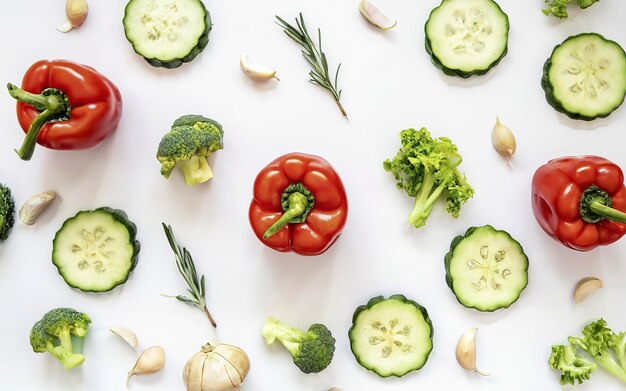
{"left": 542, "top": 33, "right": 626, "bottom": 121}
{"left": 425, "top": 0, "right": 509, "bottom": 78}
{"left": 52, "top": 207, "right": 140, "bottom": 293}
{"left": 123, "top": 0, "right": 212, "bottom": 69}
{"left": 445, "top": 225, "right": 528, "bottom": 312}
{"left": 349, "top": 295, "right": 433, "bottom": 378}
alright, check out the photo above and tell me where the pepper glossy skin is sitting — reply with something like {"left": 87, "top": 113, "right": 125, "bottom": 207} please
{"left": 9, "top": 59, "right": 122, "bottom": 159}
{"left": 531, "top": 156, "right": 626, "bottom": 251}
{"left": 249, "top": 153, "right": 348, "bottom": 256}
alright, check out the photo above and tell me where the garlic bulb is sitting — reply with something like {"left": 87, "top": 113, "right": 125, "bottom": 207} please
{"left": 127, "top": 346, "right": 165, "bottom": 386}
{"left": 19, "top": 191, "right": 56, "bottom": 225}
{"left": 359, "top": 0, "right": 397, "bottom": 30}
{"left": 456, "top": 328, "right": 491, "bottom": 376}
{"left": 183, "top": 343, "right": 250, "bottom": 391}
{"left": 110, "top": 326, "right": 138, "bottom": 349}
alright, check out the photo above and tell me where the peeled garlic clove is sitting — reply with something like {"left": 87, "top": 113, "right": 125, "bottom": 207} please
{"left": 19, "top": 191, "right": 56, "bottom": 225}
{"left": 127, "top": 346, "right": 165, "bottom": 386}
{"left": 456, "top": 328, "right": 491, "bottom": 376}
{"left": 57, "top": 0, "right": 88, "bottom": 33}
{"left": 491, "top": 117, "right": 516, "bottom": 159}
{"left": 359, "top": 0, "right": 397, "bottom": 30}
{"left": 110, "top": 326, "right": 138, "bottom": 349}
{"left": 574, "top": 277, "right": 603, "bottom": 304}
{"left": 240, "top": 53, "right": 279, "bottom": 81}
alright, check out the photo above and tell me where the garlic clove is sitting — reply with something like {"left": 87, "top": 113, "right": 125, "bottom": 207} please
{"left": 240, "top": 53, "right": 279, "bottom": 81}
{"left": 573, "top": 277, "right": 603, "bottom": 304}
{"left": 359, "top": 0, "right": 397, "bottom": 30}
{"left": 19, "top": 191, "right": 56, "bottom": 225}
{"left": 110, "top": 326, "right": 138, "bottom": 349}
{"left": 126, "top": 346, "right": 165, "bottom": 386}
{"left": 491, "top": 117, "right": 516, "bottom": 160}
{"left": 57, "top": 0, "right": 88, "bottom": 33}
{"left": 456, "top": 328, "right": 491, "bottom": 376}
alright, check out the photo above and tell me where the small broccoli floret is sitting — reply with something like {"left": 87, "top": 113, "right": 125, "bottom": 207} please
{"left": 383, "top": 128, "right": 474, "bottom": 229}
{"left": 542, "top": 0, "right": 571, "bottom": 18}
{"left": 156, "top": 115, "right": 224, "bottom": 186}
{"left": 0, "top": 183, "right": 15, "bottom": 241}
{"left": 577, "top": 0, "right": 599, "bottom": 9}
{"left": 29, "top": 307, "right": 91, "bottom": 370}
{"left": 543, "top": 0, "right": 599, "bottom": 18}
{"left": 261, "top": 317, "right": 336, "bottom": 373}
{"left": 549, "top": 344, "right": 596, "bottom": 385}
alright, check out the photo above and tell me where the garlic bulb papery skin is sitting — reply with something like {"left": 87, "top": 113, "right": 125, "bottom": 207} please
{"left": 183, "top": 343, "right": 250, "bottom": 391}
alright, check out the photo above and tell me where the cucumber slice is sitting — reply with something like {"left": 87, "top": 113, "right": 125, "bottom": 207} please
{"left": 52, "top": 208, "right": 140, "bottom": 293}
{"left": 445, "top": 225, "right": 528, "bottom": 312}
{"left": 349, "top": 295, "right": 433, "bottom": 378}
{"left": 542, "top": 33, "right": 626, "bottom": 121}
{"left": 425, "top": 0, "right": 509, "bottom": 78}
{"left": 123, "top": 0, "right": 212, "bottom": 69}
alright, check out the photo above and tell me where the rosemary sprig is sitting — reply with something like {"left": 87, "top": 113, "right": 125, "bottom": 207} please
{"left": 276, "top": 13, "right": 347, "bottom": 118}
{"left": 161, "top": 223, "right": 217, "bottom": 328}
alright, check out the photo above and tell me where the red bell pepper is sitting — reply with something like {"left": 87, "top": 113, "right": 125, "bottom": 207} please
{"left": 249, "top": 153, "right": 348, "bottom": 256}
{"left": 531, "top": 156, "right": 626, "bottom": 251}
{"left": 7, "top": 59, "right": 122, "bottom": 160}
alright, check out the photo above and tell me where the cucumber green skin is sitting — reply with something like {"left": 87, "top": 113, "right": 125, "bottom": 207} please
{"left": 123, "top": 0, "right": 213, "bottom": 69}
{"left": 541, "top": 33, "right": 626, "bottom": 121}
{"left": 424, "top": 0, "right": 509, "bottom": 78}
{"left": 444, "top": 225, "right": 528, "bottom": 312}
{"left": 348, "top": 294, "right": 434, "bottom": 378}
{"left": 52, "top": 207, "right": 141, "bottom": 293}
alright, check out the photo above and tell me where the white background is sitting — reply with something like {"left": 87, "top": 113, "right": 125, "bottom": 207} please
{"left": 0, "top": 0, "right": 625, "bottom": 390}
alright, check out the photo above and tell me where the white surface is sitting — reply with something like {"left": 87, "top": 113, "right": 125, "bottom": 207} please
{"left": 0, "top": 1, "right": 625, "bottom": 390}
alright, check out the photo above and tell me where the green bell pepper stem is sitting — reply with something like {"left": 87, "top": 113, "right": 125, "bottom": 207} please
{"left": 580, "top": 185, "right": 626, "bottom": 224}
{"left": 263, "top": 192, "right": 309, "bottom": 239}
{"left": 7, "top": 83, "right": 70, "bottom": 161}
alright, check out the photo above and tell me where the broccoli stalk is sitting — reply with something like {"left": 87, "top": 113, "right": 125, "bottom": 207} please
{"left": 261, "top": 317, "right": 336, "bottom": 374}
{"left": 549, "top": 319, "right": 626, "bottom": 386}
{"left": 383, "top": 128, "right": 474, "bottom": 229}
{"left": 156, "top": 115, "right": 224, "bottom": 186}
{"left": 29, "top": 308, "right": 91, "bottom": 370}
{"left": 0, "top": 183, "right": 15, "bottom": 241}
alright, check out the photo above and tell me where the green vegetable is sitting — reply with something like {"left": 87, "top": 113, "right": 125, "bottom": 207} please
{"left": 161, "top": 223, "right": 217, "bottom": 328}
{"left": 425, "top": 0, "right": 509, "bottom": 78}
{"left": 157, "top": 114, "right": 224, "bottom": 186}
{"left": 445, "top": 225, "right": 529, "bottom": 312}
{"left": 383, "top": 128, "right": 474, "bottom": 228}
{"left": 549, "top": 319, "right": 626, "bottom": 385}
{"left": 542, "top": 0, "right": 600, "bottom": 19}
{"left": 0, "top": 183, "right": 15, "bottom": 241}
{"left": 541, "top": 33, "right": 626, "bottom": 121}
{"left": 261, "top": 317, "right": 336, "bottom": 373}
{"left": 29, "top": 307, "right": 91, "bottom": 370}
{"left": 349, "top": 295, "right": 433, "bottom": 378}
{"left": 52, "top": 207, "right": 140, "bottom": 293}
{"left": 123, "top": 0, "right": 212, "bottom": 68}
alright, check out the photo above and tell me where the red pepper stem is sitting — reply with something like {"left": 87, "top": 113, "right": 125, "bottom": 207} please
{"left": 7, "top": 84, "right": 70, "bottom": 161}
{"left": 263, "top": 192, "right": 309, "bottom": 239}
{"left": 589, "top": 202, "right": 626, "bottom": 224}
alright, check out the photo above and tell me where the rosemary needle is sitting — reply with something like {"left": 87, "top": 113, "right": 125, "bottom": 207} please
{"left": 276, "top": 13, "right": 347, "bottom": 118}
{"left": 162, "top": 223, "right": 217, "bottom": 328}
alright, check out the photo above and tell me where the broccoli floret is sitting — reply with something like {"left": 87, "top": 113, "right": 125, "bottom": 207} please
{"left": 29, "top": 307, "right": 91, "bottom": 370}
{"left": 577, "top": 0, "right": 599, "bottom": 9}
{"left": 261, "top": 317, "right": 335, "bottom": 373}
{"left": 156, "top": 115, "right": 224, "bottom": 186}
{"left": 383, "top": 128, "right": 474, "bottom": 229}
{"left": 542, "top": 0, "right": 599, "bottom": 18}
{"left": 568, "top": 319, "right": 626, "bottom": 383}
{"left": 0, "top": 183, "right": 15, "bottom": 241}
{"left": 549, "top": 344, "right": 597, "bottom": 385}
